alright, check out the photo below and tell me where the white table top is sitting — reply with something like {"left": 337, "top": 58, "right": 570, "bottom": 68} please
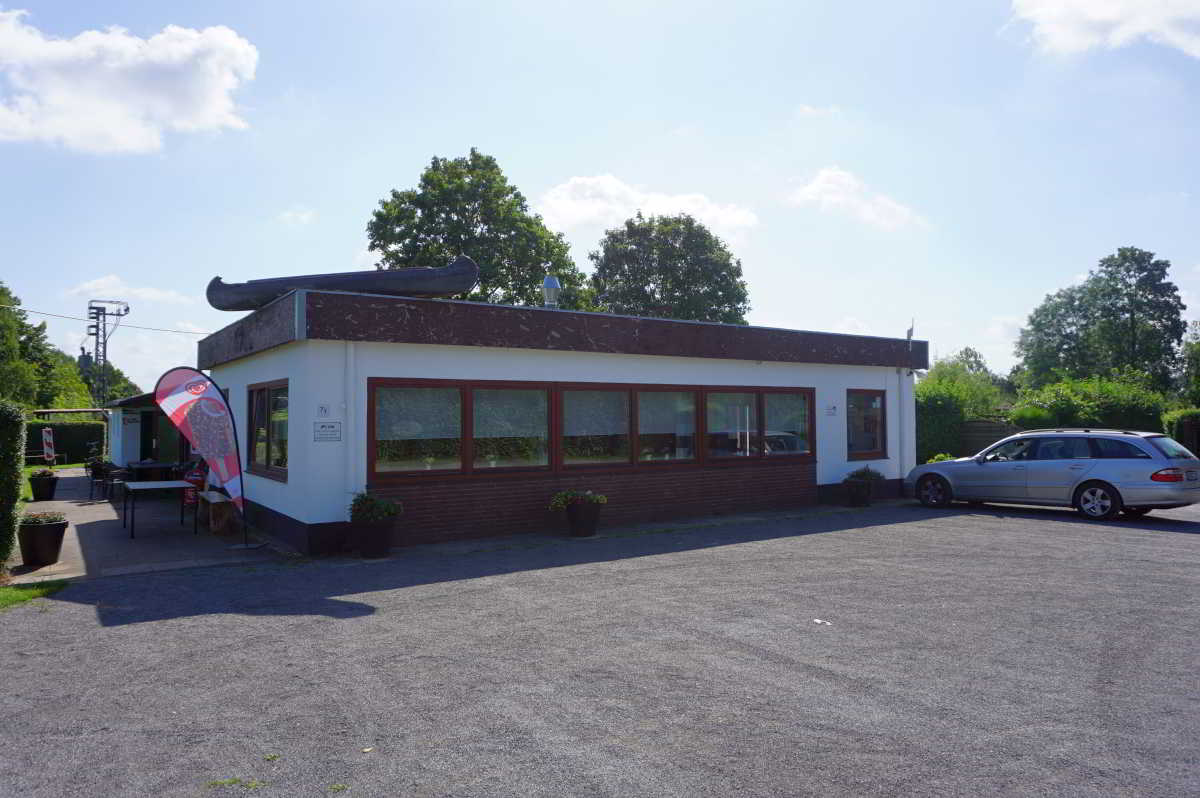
{"left": 123, "top": 480, "right": 193, "bottom": 490}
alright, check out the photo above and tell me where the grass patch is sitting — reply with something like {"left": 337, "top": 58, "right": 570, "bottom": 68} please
{"left": 20, "top": 463, "right": 83, "bottom": 502}
{"left": 0, "top": 580, "right": 68, "bottom": 611}
{"left": 206, "top": 777, "right": 267, "bottom": 790}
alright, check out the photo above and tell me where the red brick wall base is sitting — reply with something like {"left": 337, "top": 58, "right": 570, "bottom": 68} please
{"left": 369, "top": 462, "right": 817, "bottom": 546}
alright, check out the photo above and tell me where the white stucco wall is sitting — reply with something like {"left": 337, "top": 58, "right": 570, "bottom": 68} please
{"left": 212, "top": 340, "right": 916, "bottom": 524}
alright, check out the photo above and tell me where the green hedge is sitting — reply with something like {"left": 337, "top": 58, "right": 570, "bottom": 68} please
{"left": 915, "top": 383, "right": 966, "bottom": 465}
{"left": 1008, "top": 377, "right": 1164, "bottom": 432}
{"left": 25, "top": 420, "right": 104, "bottom": 463}
{"left": 1162, "top": 408, "right": 1200, "bottom": 452}
{"left": 0, "top": 400, "right": 26, "bottom": 568}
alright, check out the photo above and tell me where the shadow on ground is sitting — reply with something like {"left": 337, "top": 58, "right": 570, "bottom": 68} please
{"left": 43, "top": 498, "right": 1200, "bottom": 627}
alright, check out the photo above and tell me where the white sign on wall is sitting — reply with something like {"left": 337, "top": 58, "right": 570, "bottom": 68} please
{"left": 313, "top": 421, "right": 342, "bottom": 442}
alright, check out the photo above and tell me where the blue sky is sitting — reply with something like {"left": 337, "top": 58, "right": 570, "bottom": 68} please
{"left": 2, "top": 0, "right": 1199, "bottom": 392}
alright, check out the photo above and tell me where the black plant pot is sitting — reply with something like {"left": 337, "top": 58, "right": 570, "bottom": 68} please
{"left": 565, "top": 502, "right": 601, "bottom": 537}
{"left": 28, "top": 476, "right": 58, "bottom": 502}
{"left": 18, "top": 521, "right": 68, "bottom": 567}
{"left": 354, "top": 520, "right": 394, "bottom": 558}
{"left": 844, "top": 479, "right": 872, "bottom": 507}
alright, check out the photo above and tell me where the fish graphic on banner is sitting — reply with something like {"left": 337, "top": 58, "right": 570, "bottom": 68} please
{"left": 154, "top": 367, "right": 245, "bottom": 513}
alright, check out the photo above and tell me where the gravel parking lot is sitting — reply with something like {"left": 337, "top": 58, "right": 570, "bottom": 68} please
{"left": 3, "top": 502, "right": 1199, "bottom": 797}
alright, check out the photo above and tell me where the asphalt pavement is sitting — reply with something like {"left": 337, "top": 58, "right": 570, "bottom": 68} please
{"left": 3, "top": 501, "right": 1199, "bottom": 796}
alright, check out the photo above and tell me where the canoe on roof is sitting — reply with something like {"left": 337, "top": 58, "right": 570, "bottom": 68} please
{"left": 206, "top": 255, "right": 480, "bottom": 311}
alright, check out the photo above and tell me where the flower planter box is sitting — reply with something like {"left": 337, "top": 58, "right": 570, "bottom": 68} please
{"left": 565, "top": 502, "right": 601, "bottom": 537}
{"left": 28, "top": 475, "right": 59, "bottom": 502}
{"left": 844, "top": 479, "right": 872, "bottom": 507}
{"left": 352, "top": 520, "right": 394, "bottom": 558}
{"left": 18, "top": 520, "right": 68, "bottom": 568}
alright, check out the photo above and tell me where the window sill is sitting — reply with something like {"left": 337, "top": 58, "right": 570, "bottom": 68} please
{"left": 248, "top": 466, "right": 288, "bottom": 483}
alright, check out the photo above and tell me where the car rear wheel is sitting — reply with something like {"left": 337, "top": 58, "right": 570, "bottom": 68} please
{"left": 1121, "top": 507, "right": 1152, "bottom": 518}
{"left": 917, "top": 475, "right": 953, "bottom": 508}
{"left": 1074, "top": 481, "right": 1123, "bottom": 520}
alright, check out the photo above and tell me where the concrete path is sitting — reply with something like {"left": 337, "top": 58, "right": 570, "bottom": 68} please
{"left": 6, "top": 469, "right": 278, "bottom": 583}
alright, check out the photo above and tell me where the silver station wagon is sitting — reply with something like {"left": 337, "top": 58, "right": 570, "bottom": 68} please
{"left": 905, "top": 429, "right": 1200, "bottom": 519}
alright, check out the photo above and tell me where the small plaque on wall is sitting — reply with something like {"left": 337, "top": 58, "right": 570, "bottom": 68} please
{"left": 313, "top": 421, "right": 342, "bottom": 442}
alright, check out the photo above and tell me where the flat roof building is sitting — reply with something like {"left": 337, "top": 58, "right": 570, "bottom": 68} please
{"left": 196, "top": 289, "right": 928, "bottom": 555}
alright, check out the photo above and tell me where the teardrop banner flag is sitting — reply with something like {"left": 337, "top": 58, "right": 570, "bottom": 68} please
{"left": 154, "top": 367, "right": 245, "bottom": 514}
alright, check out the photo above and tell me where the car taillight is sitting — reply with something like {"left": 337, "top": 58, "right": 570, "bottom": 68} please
{"left": 1151, "top": 468, "right": 1185, "bottom": 482}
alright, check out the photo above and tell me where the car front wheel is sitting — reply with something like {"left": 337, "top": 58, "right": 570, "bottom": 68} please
{"left": 1075, "top": 482, "right": 1123, "bottom": 520}
{"left": 917, "top": 475, "right": 953, "bottom": 508}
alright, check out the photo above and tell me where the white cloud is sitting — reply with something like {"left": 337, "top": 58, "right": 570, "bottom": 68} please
{"left": 834, "top": 316, "right": 874, "bottom": 335}
{"left": 787, "top": 166, "right": 929, "bottom": 232}
{"left": 352, "top": 248, "right": 378, "bottom": 269}
{"left": 538, "top": 174, "right": 759, "bottom": 242}
{"left": 1011, "top": 0, "right": 1200, "bottom": 59}
{"left": 67, "top": 274, "right": 195, "bottom": 305}
{"left": 0, "top": 9, "right": 257, "bottom": 153}
{"left": 794, "top": 104, "right": 840, "bottom": 117}
{"left": 278, "top": 206, "right": 316, "bottom": 226}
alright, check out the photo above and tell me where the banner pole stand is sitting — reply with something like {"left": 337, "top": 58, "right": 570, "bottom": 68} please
{"left": 228, "top": 505, "right": 266, "bottom": 550}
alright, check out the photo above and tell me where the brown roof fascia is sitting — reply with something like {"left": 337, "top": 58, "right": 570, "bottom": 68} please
{"left": 197, "top": 289, "right": 929, "bottom": 371}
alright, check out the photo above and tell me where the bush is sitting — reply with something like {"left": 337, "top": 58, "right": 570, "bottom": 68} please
{"left": 0, "top": 400, "right": 26, "bottom": 570}
{"left": 926, "top": 453, "right": 955, "bottom": 463}
{"left": 1008, "top": 376, "right": 1165, "bottom": 432}
{"left": 1009, "top": 404, "right": 1054, "bottom": 429}
{"left": 844, "top": 466, "right": 885, "bottom": 481}
{"left": 549, "top": 489, "right": 608, "bottom": 510}
{"left": 348, "top": 493, "right": 402, "bottom": 523}
{"left": 25, "top": 420, "right": 104, "bottom": 463}
{"left": 915, "top": 383, "right": 966, "bottom": 465}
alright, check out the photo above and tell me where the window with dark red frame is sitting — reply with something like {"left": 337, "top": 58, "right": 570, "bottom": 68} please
{"left": 846, "top": 388, "right": 886, "bottom": 460}
{"left": 247, "top": 379, "right": 288, "bottom": 480}
{"left": 367, "top": 379, "right": 815, "bottom": 479}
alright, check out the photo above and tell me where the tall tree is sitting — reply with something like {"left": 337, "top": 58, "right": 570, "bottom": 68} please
{"left": 366, "top": 149, "right": 589, "bottom": 308}
{"left": 589, "top": 212, "right": 750, "bottom": 324}
{"left": 1014, "top": 247, "right": 1185, "bottom": 390}
{"left": 0, "top": 282, "right": 37, "bottom": 406}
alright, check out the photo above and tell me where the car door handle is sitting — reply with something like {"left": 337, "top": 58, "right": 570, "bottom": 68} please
{"left": 1068, "top": 464, "right": 1086, "bottom": 470}
{"left": 1013, "top": 465, "right": 1026, "bottom": 470}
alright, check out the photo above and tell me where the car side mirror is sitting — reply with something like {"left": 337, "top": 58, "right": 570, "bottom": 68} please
{"left": 974, "top": 454, "right": 986, "bottom": 464}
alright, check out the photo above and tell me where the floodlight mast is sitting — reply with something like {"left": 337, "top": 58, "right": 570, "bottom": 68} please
{"left": 86, "top": 300, "right": 130, "bottom": 405}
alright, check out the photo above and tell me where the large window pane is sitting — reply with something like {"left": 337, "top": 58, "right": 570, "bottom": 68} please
{"left": 269, "top": 386, "right": 289, "bottom": 468}
{"left": 707, "top": 392, "right": 758, "bottom": 457}
{"left": 563, "top": 390, "right": 629, "bottom": 465}
{"left": 473, "top": 389, "right": 549, "bottom": 468}
{"left": 764, "top": 393, "right": 809, "bottom": 455}
{"left": 251, "top": 388, "right": 267, "bottom": 466}
{"left": 637, "top": 391, "right": 696, "bottom": 461}
{"left": 847, "top": 390, "right": 885, "bottom": 455}
{"left": 375, "top": 387, "right": 462, "bottom": 471}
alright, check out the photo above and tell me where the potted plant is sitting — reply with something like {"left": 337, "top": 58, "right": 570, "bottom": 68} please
{"left": 347, "top": 492, "right": 402, "bottom": 558}
{"left": 18, "top": 511, "right": 68, "bottom": 568}
{"left": 28, "top": 467, "right": 58, "bottom": 502}
{"left": 843, "top": 466, "right": 885, "bottom": 507}
{"left": 549, "top": 490, "right": 608, "bottom": 537}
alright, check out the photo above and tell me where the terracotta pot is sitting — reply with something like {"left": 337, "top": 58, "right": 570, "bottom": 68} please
{"left": 565, "top": 502, "right": 601, "bottom": 537}
{"left": 18, "top": 520, "right": 68, "bottom": 567}
{"left": 28, "top": 476, "right": 58, "bottom": 502}
{"left": 353, "top": 519, "right": 394, "bottom": 558}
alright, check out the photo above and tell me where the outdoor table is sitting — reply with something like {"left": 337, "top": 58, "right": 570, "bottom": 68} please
{"left": 121, "top": 480, "right": 198, "bottom": 539}
{"left": 126, "top": 461, "right": 175, "bottom": 481}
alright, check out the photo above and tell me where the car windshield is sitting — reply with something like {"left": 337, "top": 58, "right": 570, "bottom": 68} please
{"left": 1147, "top": 436, "right": 1198, "bottom": 460}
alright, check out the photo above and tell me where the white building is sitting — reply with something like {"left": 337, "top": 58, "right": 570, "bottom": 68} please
{"left": 195, "top": 290, "right": 926, "bottom": 554}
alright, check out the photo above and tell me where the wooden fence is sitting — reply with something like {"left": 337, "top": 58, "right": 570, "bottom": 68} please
{"left": 960, "top": 419, "right": 1022, "bottom": 456}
